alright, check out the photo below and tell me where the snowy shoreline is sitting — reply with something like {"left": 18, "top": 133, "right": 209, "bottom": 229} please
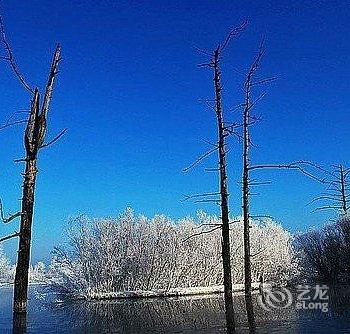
{"left": 0, "top": 282, "right": 44, "bottom": 287}
{"left": 0, "top": 282, "right": 269, "bottom": 300}
{"left": 84, "top": 283, "right": 266, "bottom": 300}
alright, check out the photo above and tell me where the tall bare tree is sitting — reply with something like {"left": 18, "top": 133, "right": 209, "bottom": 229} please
{"left": 240, "top": 40, "right": 324, "bottom": 297}
{"left": 0, "top": 17, "right": 64, "bottom": 314}
{"left": 241, "top": 40, "right": 274, "bottom": 296}
{"left": 184, "top": 21, "right": 246, "bottom": 333}
{"left": 212, "top": 40, "right": 236, "bottom": 333}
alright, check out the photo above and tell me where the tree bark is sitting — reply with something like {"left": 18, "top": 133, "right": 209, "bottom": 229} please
{"left": 243, "top": 74, "right": 252, "bottom": 296}
{"left": 213, "top": 48, "right": 235, "bottom": 333}
{"left": 13, "top": 159, "right": 38, "bottom": 313}
{"left": 13, "top": 91, "right": 40, "bottom": 313}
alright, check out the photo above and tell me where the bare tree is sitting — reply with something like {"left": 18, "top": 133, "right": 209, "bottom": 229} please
{"left": 212, "top": 40, "right": 236, "bottom": 334}
{"left": 240, "top": 40, "right": 324, "bottom": 296}
{"left": 0, "top": 17, "right": 63, "bottom": 314}
{"left": 184, "top": 21, "right": 247, "bottom": 333}
{"left": 241, "top": 40, "right": 275, "bottom": 296}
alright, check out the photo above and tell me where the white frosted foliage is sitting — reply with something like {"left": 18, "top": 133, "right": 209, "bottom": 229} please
{"left": 48, "top": 209, "right": 297, "bottom": 298}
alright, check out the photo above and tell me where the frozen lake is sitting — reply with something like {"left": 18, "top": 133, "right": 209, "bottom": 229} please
{"left": 1, "top": 285, "right": 350, "bottom": 333}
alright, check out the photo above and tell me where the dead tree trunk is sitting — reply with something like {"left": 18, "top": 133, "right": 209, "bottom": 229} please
{"left": 183, "top": 22, "right": 247, "bottom": 333}
{"left": 13, "top": 46, "right": 61, "bottom": 314}
{"left": 183, "top": 23, "right": 248, "bottom": 333}
{"left": 241, "top": 41, "right": 324, "bottom": 298}
{"left": 13, "top": 91, "right": 39, "bottom": 313}
{"left": 241, "top": 43, "right": 268, "bottom": 297}
{"left": 340, "top": 165, "right": 348, "bottom": 214}
{"left": 242, "top": 68, "right": 252, "bottom": 295}
{"left": 212, "top": 48, "right": 235, "bottom": 333}
{"left": 0, "top": 18, "right": 63, "bottom": 314}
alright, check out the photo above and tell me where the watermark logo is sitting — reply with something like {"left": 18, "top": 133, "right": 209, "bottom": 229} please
{"left": 257, "top": 286, "right": 293, "bottom": 311}
{"left": 258, "top": 284, "right": 329, "bottom": 313}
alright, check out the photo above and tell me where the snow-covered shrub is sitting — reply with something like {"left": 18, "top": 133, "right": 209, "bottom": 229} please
{"left": 250, "top": 219, "right": 299, "bottom": 285}
{"left": 48, "top": 209, "right": 296, "bottom": 297}
{"left": 227, "top": 217, "right": 297, "bottom": 286}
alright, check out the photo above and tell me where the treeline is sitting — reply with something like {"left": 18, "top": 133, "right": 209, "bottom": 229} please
{"left": 297, "top": 216, "right": 350, "bottom": 283}
{"left": 47, "top": 209, "right": 296, "bottom": 299}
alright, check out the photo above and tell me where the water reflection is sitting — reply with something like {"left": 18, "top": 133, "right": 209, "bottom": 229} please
{"left": 1, "top": 286, "right": 350, "bottom": 333}
{"left": 49, "top": 292, "right": 297, "bottom": 333}
{"left": 52, "top": 296, "right": 226, "bottom": 333}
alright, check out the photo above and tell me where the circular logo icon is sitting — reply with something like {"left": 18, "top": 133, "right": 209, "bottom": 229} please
{"left": 257, "top": 287, "right": 293, "bottom": 311}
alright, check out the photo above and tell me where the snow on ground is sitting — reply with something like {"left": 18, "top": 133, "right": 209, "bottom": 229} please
{"left": 85, "top": 283, "right": 268, "bottom": 300}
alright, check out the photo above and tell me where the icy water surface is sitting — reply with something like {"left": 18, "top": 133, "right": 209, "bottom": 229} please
{"left": 1, "top": 285, "right": 350, "bottom": 333}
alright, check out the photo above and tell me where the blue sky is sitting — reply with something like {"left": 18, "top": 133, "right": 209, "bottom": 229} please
{"left": 0, "top": 0, "right": 349, "bottom": 262}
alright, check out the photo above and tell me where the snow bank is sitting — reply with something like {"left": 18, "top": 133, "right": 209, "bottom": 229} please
{"left": 84, "top": 283, "right": 267, "bottom": 300}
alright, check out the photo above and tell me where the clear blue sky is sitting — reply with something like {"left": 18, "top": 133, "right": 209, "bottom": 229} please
{"left": 0, "top": 0, "right": 349, "bottom": 262}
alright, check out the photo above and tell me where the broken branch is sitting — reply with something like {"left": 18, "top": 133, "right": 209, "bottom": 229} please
{"left": 0, "top": 199, "right": 21, "bottom": 224}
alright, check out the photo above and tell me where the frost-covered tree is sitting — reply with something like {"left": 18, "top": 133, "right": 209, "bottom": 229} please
{"left": 48, "top": 209, "right": 297, "bottom": 299}
{"left": 0, "top": 246, "right": 14, "bottom": 283}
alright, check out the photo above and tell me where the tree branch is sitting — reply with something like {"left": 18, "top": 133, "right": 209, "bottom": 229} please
{"left": 250, "top": 215, "right": 274, "bottom": 220}
{"left": 40, "top": 128, "right": 67, "bottom": 149}
{"left": 0, "top": 119, "right": 27, "bottom": 130}
{"left": 193, "top": 199, "right": 220, "bottom": 204}
{"left": 0, "top": 231, "right": 20, "bottom": 243}
{"left": 40, "top": 44, "right": 62, "bottom": 119}
{"left": 183, "top": 146, "right": 218, "bottom": 172}
{"left": 182, "top": 192, "right": 220, "bottom": 202}
{"left": 0, "top": 199, "right": 21, "bottom": 224}
{"left": 248, "top": 162, "right": 325, "bottom": 183}
{"left": 248, "top": 181, "right": 272, "bottom": 186}
{"left": 182, "top": 225, "right": 221, "bottom": 242}
{"left": 219, "top": 19, "right": 248, "bottom": 52}
{"left": 251, "top": 247, "right": 267, "bottom": 257}
{"left": 251, "top": 76, "right": 278, "bottom": 86}
{"left": 308, "top": 196, "right": 344, "bottom": 205}
{"left": 312, "top": 205, "right": 342, "bottom": 212}
{"left": 0, "top": 16, "right": 34, "bottom": 94}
